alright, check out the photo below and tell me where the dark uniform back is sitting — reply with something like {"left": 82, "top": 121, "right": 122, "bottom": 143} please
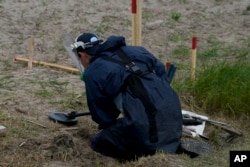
{"left": 84, "top": 36, "right": 182, "bottom": 160}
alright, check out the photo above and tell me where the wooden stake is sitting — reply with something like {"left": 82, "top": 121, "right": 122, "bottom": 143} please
{"left": 191, "top": 36, "right": 197, "bottom": 81}
{"left": 28, "top": 36, "right": 34, "bottom": 69}
{"left": 136, "top": 0, "right": 142, "bottom": 45}
{"left": 14, "top": 57, "right": 80, "bottom": 74}
{"left": 131, "top": 0, "right": 142, "bottom": 46}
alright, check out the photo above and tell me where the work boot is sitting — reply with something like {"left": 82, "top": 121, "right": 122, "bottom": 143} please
{"left": 178, "top": 138, "right": 212, "bottom": 158}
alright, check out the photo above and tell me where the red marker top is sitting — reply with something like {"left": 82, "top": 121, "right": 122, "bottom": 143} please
{"left": 165, "top": 61, "right": 171, "bottom": 70}
{"left": 132, "top": 0, "right": 137, "bottom": 14}
{"left": 192, "top": 37, "right": 197, "bottom": 49}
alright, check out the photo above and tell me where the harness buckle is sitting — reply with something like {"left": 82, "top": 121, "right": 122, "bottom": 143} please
{"left": 125, "top": 62, "right": 142, "bottom": 75}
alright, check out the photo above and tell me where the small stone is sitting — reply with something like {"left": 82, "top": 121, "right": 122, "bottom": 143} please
{"left": 0, "top": 125, "right": 7, "bottom": 137}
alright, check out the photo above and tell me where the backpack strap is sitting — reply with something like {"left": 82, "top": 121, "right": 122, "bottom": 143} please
{"left": 101, "top": 48, "right": 158, "bottom": 143}
{"left": 125, "top": 74, "right": 158, "bottom": 143}
{"left": 101, "top": 48, "right": 143, "bottom": 75}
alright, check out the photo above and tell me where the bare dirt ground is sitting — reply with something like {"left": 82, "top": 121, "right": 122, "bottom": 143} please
{"left": 0, "top": 0, "right": 250, "bottom": 167}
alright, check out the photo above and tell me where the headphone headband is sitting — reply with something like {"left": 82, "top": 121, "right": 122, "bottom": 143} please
{"left": 71, "top": 36, "right": 103, "bottom": 51}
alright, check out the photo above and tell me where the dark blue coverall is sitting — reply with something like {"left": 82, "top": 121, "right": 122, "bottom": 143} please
{"left": 83, "top": 36, "right": 182, "bottom": 160}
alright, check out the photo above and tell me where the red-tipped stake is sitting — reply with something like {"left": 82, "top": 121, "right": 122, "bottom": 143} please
{"left": 131, "top": 0, "right": 142, "bottom": 46}
{"left": 191, "top": 36, "right": 197, "bottom": 81}
{"left": 131, "top": 0, "right": 137, "bottom": 45}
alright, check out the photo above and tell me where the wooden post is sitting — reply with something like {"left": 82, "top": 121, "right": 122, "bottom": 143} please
{"left": 136, "top": 0, "right": 142, "bottom": 45}
{"left": 14, "top": 57, "right": 80, "bottom": 74}
{"left": 28, "top": 36, "right": 34, "bottom": 69}
{"left": 191, "top": 36, "right": 197, "bottom": 81}
{"left": 131, "top": 0, "right": 142, "bottom": 45}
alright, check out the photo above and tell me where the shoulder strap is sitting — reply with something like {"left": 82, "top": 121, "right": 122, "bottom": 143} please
{"left": 101, "top": 48, "right": 158, "bottom": 143}
{"left": 125, "top": 74, "right": 158, "bottom": 143}
{"left": 101, "top": 48, "right": 142, "bottom": 75}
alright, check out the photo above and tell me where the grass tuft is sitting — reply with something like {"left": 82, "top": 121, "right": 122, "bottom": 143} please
{"left": 192, "top": 62, "right": 250, "bottom": 116}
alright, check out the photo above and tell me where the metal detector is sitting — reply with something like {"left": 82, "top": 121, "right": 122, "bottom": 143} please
{"left": 48, "top": 111, "right": 91, "bottom": 126}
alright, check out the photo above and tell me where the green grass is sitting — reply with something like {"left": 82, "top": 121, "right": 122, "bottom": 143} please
{"left": 199, "top": 46, "right": 220, "bottom": 59}
{"left": 0, "top": 59, "right": 16, "bottom": 71}
{"left": 176, "top": 62, "right": 250, "bottom": 116}
{"left": 171, "top": 12, "right": 182, "bottom": 21}
{"left": 178, "top": 0, "right": 189, "bottom": 3}
{"left": 0, "top": 75, "right": 17, "bottom": 90}
{"left": 199, "top": 45, "right": 249, "bottom": 61}
{"left": 247, "top": 5, "right": 250, "bottom": 11}
{"left": 172, "top": 45, "right": 190, "bottom": 57}
{"left": 243, "top": 4, "right": 250, "bottom": 14}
